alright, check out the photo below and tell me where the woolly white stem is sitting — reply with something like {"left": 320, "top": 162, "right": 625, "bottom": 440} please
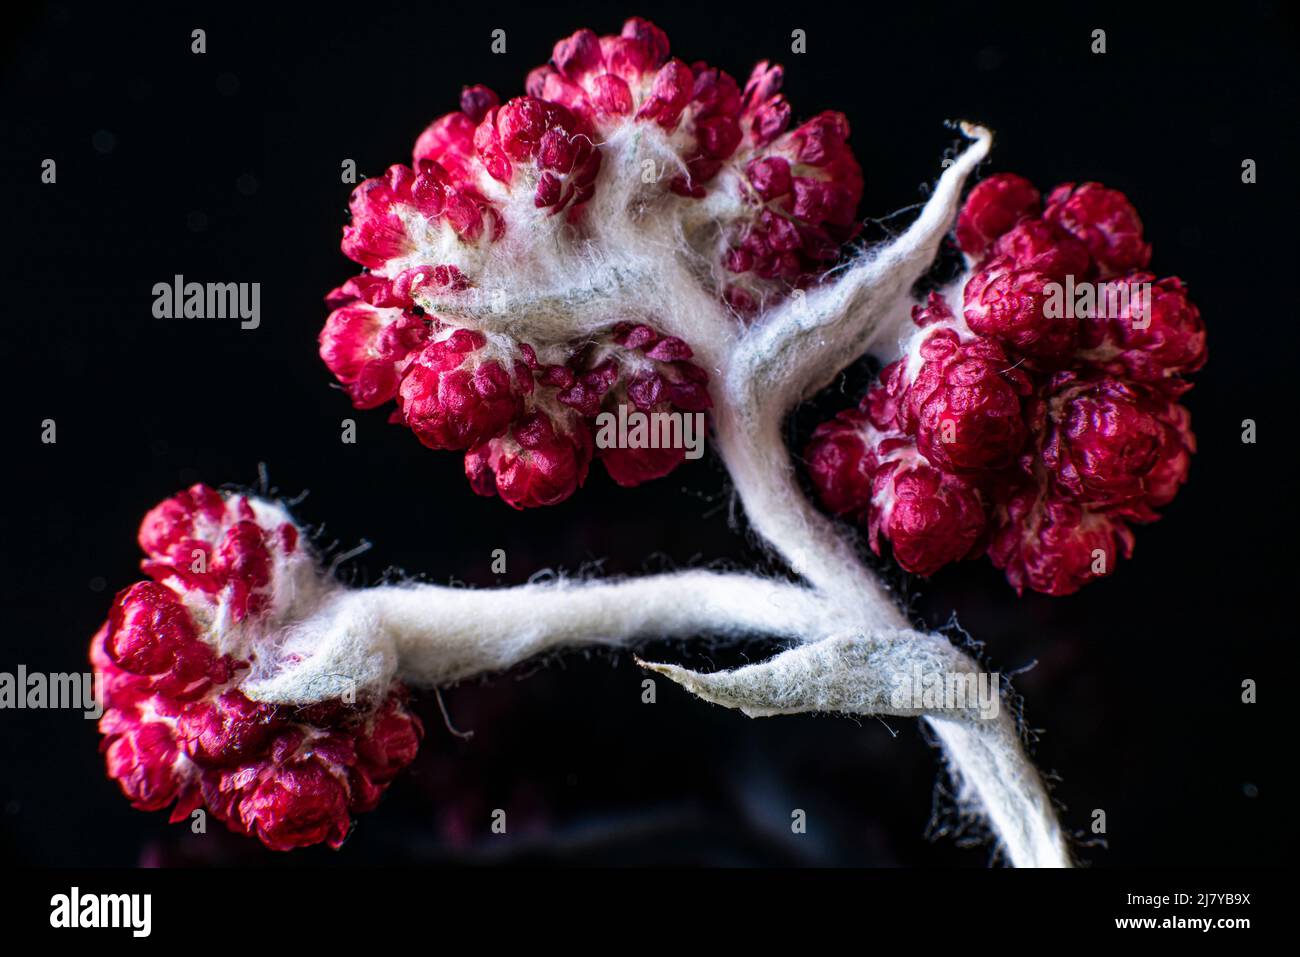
{"left": 637, "top": 628, "right": 1071, "bottom": 867}
{"left": 241, "top": 571, "right": 845, "bottom": 703}
{"left": 926, "top": 715, "right": 1071, "bottom": 868}
{"left": 733, "top": 123, "right": 993, "bottom": 407}
{"left": 249, "top": 561, "right": 1071, "bottom": 866}
{"left": 708, "top": 126, "right": 993, "bottom": 607}
{"left": 710, "top": 404, "right": 902, "bottom": 622}
{"left": 372, "top": 572, "right": 848, "bottom": 686}
{"left": 697, "top": 125, "right": 1071, "bottom": 867}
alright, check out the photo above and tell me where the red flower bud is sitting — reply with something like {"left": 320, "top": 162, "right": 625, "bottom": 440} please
{"left": 636, "top": 59, "right": 694, "bottom": 128}
{"left": 864, "top": 359, "right": 910, "bottom": 431}
{"left": 1137, "top": 400, "right": 1195, "bottom": 515}
{"left": 235, "top": 757, "right": 353, "bottom": 852}
{"left": 804, "top": 408, "right": 877, "bottom": 519}
{"left": 1081, "top": 276, "right": 1206, "bottom": 386}
{"left": 177, "top": 690, "right": 280, "bottom": 768}
{"left": 475, "top": 97, "right": 601, "bottom": 212}
{"left": 103, "top": 720, "right": 186, "bottom": 813}
{"left": 589, "top": 73, "right": 634, "bottom": 116}
{"left": 990, "top": 218, "right": 1090, "bottom": 279}
{"left": 718, "top": 102, "right": 862, "bottom": 311}
{"left": 413, "top": 111, "right": 480, "bottom": 186}
{"left": 805, "top": 414, "right": 986, "bottom": 576}
{"left": 105, "top": 582, "right": 216, "bottom": 697}
{"left": 465, "top": 410, "right": 594, "bottom": 508}
{"left": 551, "top": 28, "right": 603, "bottom": 83}
{"left": 398, "top": 329, "right": 529, "bottom": 450}
{"left": 138, "top": 483, "right": 225, "bottom": 561}
{"left": 355, "top": 694, "right": 424, "bottom": 789}
{"left": 956, "top": 173, "right": 1041, "bottom": 258}
{"left": 1041, "top": 375, "right": 1167, "bottom": 508}
{"left": 1044, "top": 182, "right": 1151, "bottom": 279}
{"left": 342, "top": 163, "right": 493, "bottom": 266}
{"left": 988, "top": 486, "right": 1135, "bottom": 596}
{"left": 963, "top": 257, "right": 1080, "bottom": 362}
{"left": 319, "top": 303, "right": 431, "bottom": 409}
{"left": 538, "top": 323, "right": 712, "bottom": 488}
{"left": 903, "top": 329, "right": 1032, "bottom": 474}
{"left": 872, "top": 458, "right": 987, "bottom": 577}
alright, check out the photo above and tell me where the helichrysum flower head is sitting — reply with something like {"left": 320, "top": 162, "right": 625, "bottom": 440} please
{"left": 807, "top": 174, "right": 1204, "bottom": 595}
{"left": 93, "top": 484, "right": 422, "bottom": 850}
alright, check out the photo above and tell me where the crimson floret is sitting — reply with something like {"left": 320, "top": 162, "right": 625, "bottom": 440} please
{"left": 955, "top": 172, "right": 1041, "bottom": 258}
{"left": 901, "top": 328, "right": 1032, "bottom": 474}
{"left": 1044, "top": 182, "right": 1151, "bottom": 279}
{"left": 805, "top": 411, "right": 987, "bottom": 577}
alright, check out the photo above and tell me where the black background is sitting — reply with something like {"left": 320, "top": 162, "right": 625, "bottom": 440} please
{"left": 0, "top": 0, "right": 1292, "bottom": 867}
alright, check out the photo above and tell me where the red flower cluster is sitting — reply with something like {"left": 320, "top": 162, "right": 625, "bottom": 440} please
{"left": 321, "top": 18, "right": 866, "bottom": 506}
{"left": 321, "top": 275, "right": 712, "bottom": 507}
{"left": 806, "top": 175, "right": 1205, "bottom": 594}
{"left": 91, "top": 484, "right": 422, "bottom": 850}
{"left": 524, "top": 18, "right": 863, "bottom": 310}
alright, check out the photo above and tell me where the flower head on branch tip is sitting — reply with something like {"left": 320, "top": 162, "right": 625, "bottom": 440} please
{"left": 806, "top": 173, "right": 1204, "bottom": 595}
{"left": 93, "top": 484, "right": 422, "bottom": 851}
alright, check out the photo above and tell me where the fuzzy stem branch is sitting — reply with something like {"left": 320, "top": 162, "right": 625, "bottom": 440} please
{"left": 242, "top": 571, "right": 846, "bottom": 704}
{"left": 700, "top": 124, "right": 1071, "bottom": 868}
{"left": 926, "top": 715, "right": 1070, "bottom": 868}
{"left": 732, "top": 123, "right": 992, "bottom": 410}
{"left": 372, "top": 571, "right": 847, "bottom": 686}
